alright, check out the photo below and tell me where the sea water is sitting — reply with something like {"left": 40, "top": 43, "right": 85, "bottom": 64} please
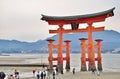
{"left": 51, "top": 53, "right": 120, "bottom": 72}
{"left": 70, "top": 53, "right": 120, "bottom": 72}
{"left": 0, "top": 53, "right": 120, "bottom": 72}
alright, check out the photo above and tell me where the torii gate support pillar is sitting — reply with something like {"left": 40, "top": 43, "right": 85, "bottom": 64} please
{"left": 47, "top": 39, "right": 55, "bottom": 71}
{"left": 64, "top": 40, "right": 71, "bottom": 71}
{"left": 79, "top": 38, "right": 87, "bottom": 71}
{"left": 95, "top": 39, "right": 103, "bottom": 71}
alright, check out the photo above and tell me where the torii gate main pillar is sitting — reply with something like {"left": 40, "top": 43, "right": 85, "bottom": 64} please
{"left": 87, "top": 23, "right": 96, "bottom": 70}
{"left": 57, "top": 25, "right": 64, "bottom": 72}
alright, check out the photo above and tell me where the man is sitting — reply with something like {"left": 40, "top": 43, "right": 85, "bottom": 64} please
{"left": 0, "top": 72, "right": 6, "bottom": 79}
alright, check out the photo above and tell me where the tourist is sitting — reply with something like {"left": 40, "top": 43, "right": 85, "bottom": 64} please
{"left": 14, "top": 69, "right": 19, "bottom": 79}
{"left": 36, "top": 71, "right": 40, "bottom": 79}
{"left": 41, "top": 72, "right": 44, "bottom": 79}
{"left": 45, "top": 70, "right": 48, "bottom": 79}
{"left": 42, "top": 64, "right": 45, "bottom": 69}
{"left": 32, "top": 70, "right": 36, "bottom": 77}
{"left": 61, "top": 70, "right": 63, "bottom": 74}
{"left": 8, "top": 74, "right": 15, "bottom": 79}
{"left": 47, "top": 69, "right": 50, "bottom": 79}
{"left": 16, "top": 72, "right": 19, "bottom": 79}
{"left": 72, "top": 68, "right": 75, "bottom": 75}
{"left": 53, "top": 71, "right": 55, "bottom": 79}
{"left": 53, "top": 69, "right": 56, "bottom": 75}
{"left": 55, "top": 67, "right": 58, "bottom": 75}
{"left": 39, "top": 70, "right": 41, "bottom": 79}
{"left": 43, "top": 70, "right": 46, "bottom": 79}
{"left": 96, "top": 70, "right": 100, "bottom": 76}
{"left": 91, "top": 68, "right": 95, "bottom": 75}
{"left": 14, "top": 69, "right": 17, "bottom": 76}
{"left": 0, "top": 71, "right": 6, "bottom": 79}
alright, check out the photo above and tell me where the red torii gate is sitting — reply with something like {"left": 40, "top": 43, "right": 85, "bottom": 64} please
{"left": 41, "top": 8, "right": 115, "bottom": 72}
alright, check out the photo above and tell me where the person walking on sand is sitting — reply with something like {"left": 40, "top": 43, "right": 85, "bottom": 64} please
{"left": 55, "top": 67, "right": 58, "bottom": 75}
{"left": 96, "top": 70, "right": 100, "bottom": 76}
{"left": 8, "top": 74, "right": 15, "bottom": 79}
{"left": 42, "top": 64, "right": 45, "bottom": 69}
{"left": 43, "top": 71, "right": 46, "bottom": 79}
{"left": 0, "top": 71, "right": 6, "bottom": 79}
{"left": 72, "top": 68, "right": 75, "bottom": 75}
{"left": 47, "top": 70, "right": 50, "bottom": 79}
{"left": 14, "top": 69, "right": 17, "bottom": 78}
{"left": 91, "top": 68, "right": 95, "bottom": 75}
{"left": 53, "top": 71, "right": 55, "bottom": 79}
{"left": 41, "top": 72, "right": 44, "bottom": 79}
{"left": 14, "top": 70, "right": 19, "bottom": 79}
{"left": 32, "top": 70, "right": 36, "bottom": 77}
{"left": 16, "top": 72, "right": 19, "bottom": 79}
{"left": 37, "top": 71, "right": 40, "bottom": 79}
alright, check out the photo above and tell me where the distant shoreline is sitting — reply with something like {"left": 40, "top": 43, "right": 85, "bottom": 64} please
{"left": 0, "top": 54, "right": 10, "bottom": 56}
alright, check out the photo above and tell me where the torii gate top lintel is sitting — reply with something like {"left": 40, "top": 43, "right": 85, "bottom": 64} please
{"left": 41, "top": 7, "right": 115, "bottom": 25}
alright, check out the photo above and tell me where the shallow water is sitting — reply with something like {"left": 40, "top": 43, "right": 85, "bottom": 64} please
{"left": 0, "top": 53, "right": 120, "bottom": 72}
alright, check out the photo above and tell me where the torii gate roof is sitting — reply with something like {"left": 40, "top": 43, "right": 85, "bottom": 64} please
{"left": 41, "top": 7, "right": 115, "bottom": 25}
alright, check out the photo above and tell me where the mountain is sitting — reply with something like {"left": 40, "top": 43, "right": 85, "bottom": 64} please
{"left": 0, "top": 39, "right": 48, "bottom": 53}
{"left": 0, "top": 30, "right": 120, "bottom": 53}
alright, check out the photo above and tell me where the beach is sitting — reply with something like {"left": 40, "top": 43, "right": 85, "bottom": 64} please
{"left": 1, "top": 66, "right": 120, "bottom": 79}
{"left": 20, "top": 71, "right": 120, "bottom": 79}
{"left": 0, "top": 54, "right": 120, "bottom": 79}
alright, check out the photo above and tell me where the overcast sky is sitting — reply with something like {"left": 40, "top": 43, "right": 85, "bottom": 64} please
{"left": 0, "top": 0, "right": 120, "bottom": 42}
